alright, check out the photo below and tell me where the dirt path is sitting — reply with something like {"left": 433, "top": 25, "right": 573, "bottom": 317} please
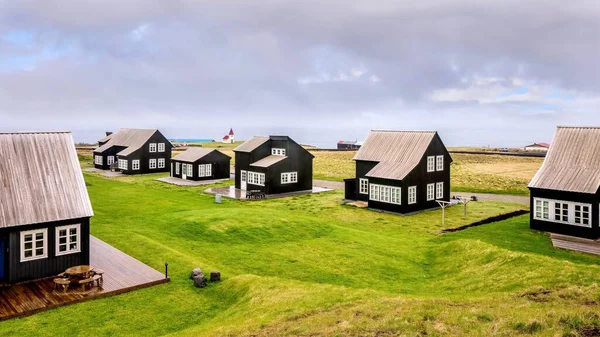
{"left": 313, "top": 179, "right": 529, "bottom": 206}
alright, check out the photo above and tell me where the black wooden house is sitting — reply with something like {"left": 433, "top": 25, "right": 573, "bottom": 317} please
{"left": 0, "top": 132, "right": 94, "bottom": 283}
{"left": 345, "top": 130, "right": 452, "bottom": 214}
{"left": 93, "top": 128, "right": 173, "bottom": 175}
{"left": 529, "top": 126, "right": 600, "bottom": 239}
{"left": 170, "top": 148, "right": 231, "bottom": 181}
{"left": 233, "top": 136, "right": 314, "bottom": 195}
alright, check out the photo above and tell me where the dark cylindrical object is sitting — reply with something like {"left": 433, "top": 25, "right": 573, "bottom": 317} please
{"left": 165, "top": 263, "right": 169, "bottom": 279}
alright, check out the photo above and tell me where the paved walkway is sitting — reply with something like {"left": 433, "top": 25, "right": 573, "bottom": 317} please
{"left": 157, "top": 177, "right": 228, "bottom": 186}
{"left": 312, "top": 179, "right": 529, "bottom": 206}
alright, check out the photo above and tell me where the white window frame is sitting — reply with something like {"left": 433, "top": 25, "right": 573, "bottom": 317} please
{"left": 427, "top": 156, "right": 435, "bottom": 172}
{"left": 271, "top": 148, "right": 286, "bottom": 156}
{"left": 248, "top": 171, "right": 265, "bottom": 186}
{"left": 408, "top": 186, "right": 417, "bottom": 204}
{"left": 20, "top": 228, "right": 48, "bottom": 262}
{"left": 55, "top": 224, "right": 81, "bottom": 256}
{"left": 533, "top": 198, "right": 592, "bottom": 228}
{"left": 426, "top": 183, "right": 435, "bottom": 201}
{"left": 390, "top": 186, "right": 401, "bottom": 204}
{"left": 158, "top": 158, "right": 165, "bottom": 168}
{"left": 359, "top": 178, "right": 369, "bottom": 194}
{"left": 107, "top": 156, "right": 115, "bottom": 166}
{"left": 149, "top": 143, "right": 157, "bottom": 152}
{"left": 158, "top": 143, "right": 165, "bottom": 152}
{"left": 94, "top": 155, "right": 103, "bottom": 165}
{"left": 118, "top": 159, "right": 128, "bottom": 170}
{"left": 436, "top": 155, "right": 444, "bottom": 171}
{"left": 198, "top": 164, "right": 212, "bottom": 177}
{"left": 436, "top": 182, "right": 444, "bottom": 199}
{"left": 206, "top": 163, "right": 212, "bottom": 176}
{"left": 369, "top": 184, "right": 401, "bottom": 205}
{"left": 132, "top": 160, "right": 140, "bottom": 170}
{"left": 149, "top": 159, "right": 157, "bottom": 169}
{"left": 281, "top": 172, "right": 298, "bottom": 184}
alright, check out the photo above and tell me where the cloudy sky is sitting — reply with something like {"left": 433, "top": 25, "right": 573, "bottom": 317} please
{"left": 1, "top": 1, "right": 598, "bottom": 147}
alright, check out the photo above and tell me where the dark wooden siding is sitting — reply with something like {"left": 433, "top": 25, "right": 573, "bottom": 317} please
{"left": 171, "top": 152, "right": 231, "bottom": 181}
{"left": 234, "top": 137, "right": 313, "bottom": 195}
{"left": 93, "top": 146, "right": 125, "bottom": 170}
{"left": 351, "top": 134, "right": 452, "bottom": 214}
{"left": 529, "top": 188, "right": 600, "bottom": 239}
{"left": 118, "top": 131, "right": 173, "bottom": 175}
{"left": 2, "top": 217, "right": 90, "bottom": 283}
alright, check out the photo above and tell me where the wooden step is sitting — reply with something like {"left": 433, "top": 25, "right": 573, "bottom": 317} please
{"left": 550, "top": 234, "right": 600, "bottom": 256}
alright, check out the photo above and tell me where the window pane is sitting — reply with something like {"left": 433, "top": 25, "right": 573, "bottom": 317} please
{"left": 24, "top": 234, "right": 32, "bottom": 242}
{"left": 69, "top": 243, "right": 77, "bottom": 250}
{"left": 59, "top": 237, "right": 67, "bottom": 244}
{"left": 35, "top": 248, "right": 43, "bottom": 256}
{"left": 59, "top": 229, "right": 67, "bottom": 237}
{"left": 35, "top": 233, "right": 44, "bottom": 240}
{"left": 25, "top": 242, "right": 32, "bottom": 250}
{"left": 25, "top": 250, "right": 32, "bottom": 258}
{"left": 59, "top": 245, "right": 66, "bottom": 252}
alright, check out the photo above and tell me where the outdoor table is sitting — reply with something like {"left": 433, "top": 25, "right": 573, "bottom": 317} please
{"left": 65, "top": 265, "right": 94, "bottom": 279}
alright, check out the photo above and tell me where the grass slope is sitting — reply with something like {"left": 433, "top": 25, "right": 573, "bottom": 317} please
{"left": 1, "top": 174, "right": 598, "bottom": 336}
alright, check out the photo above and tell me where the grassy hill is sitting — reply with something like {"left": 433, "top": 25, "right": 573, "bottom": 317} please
{"left": 1, "top": 172, "right": 599, "bottom": 336}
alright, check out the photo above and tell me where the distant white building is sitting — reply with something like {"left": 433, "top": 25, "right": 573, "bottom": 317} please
{"left": 222, "top": 128, "right": 235, "bottom": 144}
{"left": 523, "top": 142, "right": 550, "bottom": 151}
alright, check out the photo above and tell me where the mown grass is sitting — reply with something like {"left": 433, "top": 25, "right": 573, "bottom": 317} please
{"left": 1, "top": 172, "right": 599, "bottom": 336}
{"left": 312, "top": 151, "right": 544, "bottom": 195}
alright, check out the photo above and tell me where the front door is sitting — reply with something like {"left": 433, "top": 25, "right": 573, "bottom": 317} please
{"left": 0, "top": 238, "right": 5, "bottom": 280}
{"left": 240, "top": 170, "right": 247, "bottom": 190}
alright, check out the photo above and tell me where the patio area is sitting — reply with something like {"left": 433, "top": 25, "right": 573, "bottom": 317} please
{"left": 157, "top": 176, "right": 230, "bottom": 186}
{"left": 204, "top": 186, "right": 333, "bottom": 200}
{"left": 0, "top": 236, "right": 169, "bottom": 321}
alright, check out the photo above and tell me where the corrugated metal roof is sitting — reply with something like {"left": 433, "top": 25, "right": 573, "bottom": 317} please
{"left": 354, "top": 130, "right": 437, "bottom": 180}
{"left": 0, "top": 132, "right": 94, "bottom": 228}
{"left": 233, "top": 136, "right": 269, "bottom": 152}
{"left": 171, "top": 148, "right": 230, "bottom": 163}
{"left": 529, "top": 126, "right": 600, "bottom": 193}
{"left": 250, "top": 155, "right": 287, "bottom": 168}
{"left": 94, "top": 128, "right": 158, "bottom": 156}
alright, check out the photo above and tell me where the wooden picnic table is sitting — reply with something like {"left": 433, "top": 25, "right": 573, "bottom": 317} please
{"left": 65, "top": 265, "right": 94, "bottom": 278}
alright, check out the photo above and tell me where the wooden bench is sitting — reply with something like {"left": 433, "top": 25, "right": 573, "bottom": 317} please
{"left": 53, "top": 278, "right": 70, "bottom": 292}
{"left": 78, "top": 277, "right": 96, "bottom": 290}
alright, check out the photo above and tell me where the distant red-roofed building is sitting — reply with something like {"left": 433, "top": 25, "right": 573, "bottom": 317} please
{"left": 222, "top": 128, "right": 235, "bottom": 144}
{"left": 523, "top": 142, "right": 550, "bottom": 151}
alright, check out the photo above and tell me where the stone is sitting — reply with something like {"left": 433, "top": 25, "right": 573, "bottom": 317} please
{"left": 190, "top": 268, "right": 203, "bottom": 280}
{"left": 193, "top": 274, "right": 207, "bottom": 288}
{"left": 210, "top": 271, "right": 221, "bottom": 282}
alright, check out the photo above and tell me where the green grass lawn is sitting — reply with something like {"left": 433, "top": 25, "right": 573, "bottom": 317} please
{"left": 1, "top": 173, "right": 599, "bottom": 336}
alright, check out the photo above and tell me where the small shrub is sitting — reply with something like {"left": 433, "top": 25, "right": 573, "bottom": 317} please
{"left": 513, "top": 321, "right": 543, "bottom": 334}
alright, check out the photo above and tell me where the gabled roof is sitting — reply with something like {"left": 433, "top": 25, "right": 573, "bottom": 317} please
{"left": 233, "top": 136, "right": 269, "bottom": 152}
{"left": 0, "top": 132, "right": 94, "bottom": 228}
{"left": 98, "top": 133, "right": 113, "bottom": 143}
{"left": 529, "top": 126, "right": 600, "bottom": 194}
{"left": 525, "top": 142, "right": 550, "bottom": 148}
{"left": 94, "top": 128, "right": 158, "bottom": 156}
{"left": 171, "top": 148, "right": 230, "bottom": 163}
{"left": 229, "top": 128, "right": 234, "bottom": 135}
{"left": 354, "top": 130, "right": 446, "bottom": 180}
{"left": 338, "top": 140, "right": 357, "bottom": 145}
{"left": 250, "top": 155, "right": 287, "bottom": 168}
{"left": 223, "top": 135, "right": 230, "bottom": 140}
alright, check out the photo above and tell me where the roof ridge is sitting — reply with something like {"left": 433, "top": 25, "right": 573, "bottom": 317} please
{"left": 557, "top": 126, "right": 600, "bottom": 129}
{"left": 370, "top": 129, "right": 437, "bottom": 133}
{"left": 0, "top": 131, "right": 72, "bottom": 135}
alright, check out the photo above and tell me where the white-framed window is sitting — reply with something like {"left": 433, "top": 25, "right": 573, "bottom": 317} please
{"left": 248, "top": 171, "right": 265, "bottom": 186}
{"left": 158, "top": 158, "right": 165, "bottom": 168}
{"left": 359, "top": 178, "right": 369, "bottom": 194}
{"left": 149, "top": 159, "right": 157, "bottom": 169}
{"left": 240, "top": 170, "right": 247, "bottom": 182}
{"left": 20, "top": 228, "right": 47, "bottom": 262}
{"left": 149, "top": 143, "right": 157, "bottom": 152}
{"left": 533, "top": 198, "right": 592, "bottom": 228}
{"left": 198, "top": 164, "right": 212, "bottom": 177}
{"left": 185, "top": 164, "right": 193, "bottom": 176}
{"left": 369, "top": 184, "right": 401, "bottom": 205}
{"left": 132, "top": 160, "right": 140, "bottom": 170}
{"left": 118, "top": 159, "right": 128, "bottom": 170}
{"left": 107, "top": 156, "right": 115, "bottom": 165}
{"left": 575, "top": 204, "right": 590, "bottom": 226}
{"left": 176, "top": 162, "right": 180, "bottom": 174}
{"left": 158, "top": 143, "right": 165, "bottom": 152}
{"left": 427, "top": 183, "right": 435, "bottom": 201}
{"left": 56, "top": 224, "right": 80, "bottom": 256}
{"left": 272, "top": 148, "right": 286, "bottom": 156}
{"left": 436, "top": 182, "right": 444, "bottom": 199}
{"left": 534, "top": 199, "right": 549, "bottom": 220}
{"left": 281, "top": 172, "right": 298, "bottom": 184}
{"left": 436, "top": 155, "right": 444, "bottom": 171}
{"left": 427, "top": 156, "right": 435, "bottom": 172}
{"left": 555, "top": 202, "right": 569, "bottom": 222}
{"left": 408, "top": 186, "right": 417, "bottom": 204}
{"left": 94, "top": 155, "right": 103, "bottom": 165}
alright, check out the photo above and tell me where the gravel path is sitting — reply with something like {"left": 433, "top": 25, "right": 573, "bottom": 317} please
{"left": 313, "top": 179, "right": 529, "bottom": 206}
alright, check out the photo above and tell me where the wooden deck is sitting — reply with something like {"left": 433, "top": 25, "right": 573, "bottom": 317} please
{"left": 551, "top": 234, "right": 600, "bottom": 255}
{"left": 0, "top": 236, "right": 169, "bottom": 321}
